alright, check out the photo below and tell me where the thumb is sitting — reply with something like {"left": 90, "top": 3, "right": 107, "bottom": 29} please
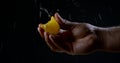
{"left": 54, "top": 13, "right": 72, "bottom": 29}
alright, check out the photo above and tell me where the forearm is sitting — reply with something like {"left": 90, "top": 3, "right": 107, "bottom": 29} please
{"left": 95, "top": 26, "right": 120, "bottom": 52}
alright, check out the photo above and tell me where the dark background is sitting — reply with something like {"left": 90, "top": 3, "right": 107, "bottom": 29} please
{"left": 1, "top": 0, "right": 120, "bottom": 63}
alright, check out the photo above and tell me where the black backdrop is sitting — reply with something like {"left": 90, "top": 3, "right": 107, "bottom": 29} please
{"left": 1, "top": 0, "right": 120, "bottom": 63}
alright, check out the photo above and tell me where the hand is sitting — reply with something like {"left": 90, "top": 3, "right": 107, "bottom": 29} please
{"left": 38, "top": 13, "right": 98, "bottom": 55}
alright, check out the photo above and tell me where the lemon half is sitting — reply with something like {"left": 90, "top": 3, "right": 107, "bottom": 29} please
{"left": 40, "top": 16, "right": 60, "bottom": 35}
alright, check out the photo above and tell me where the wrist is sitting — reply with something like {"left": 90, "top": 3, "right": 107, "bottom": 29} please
{"left": 93, "top": 26, "right": 108, "bottom": 50}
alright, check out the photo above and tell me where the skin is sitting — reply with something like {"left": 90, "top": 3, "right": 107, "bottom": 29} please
{"left": 38, "top": 13, "right": 120, "bottom": 55}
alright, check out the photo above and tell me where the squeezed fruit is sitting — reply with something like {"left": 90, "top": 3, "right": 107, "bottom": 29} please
{"left": 40, "top": 16, "right": 60, "bottom": 35}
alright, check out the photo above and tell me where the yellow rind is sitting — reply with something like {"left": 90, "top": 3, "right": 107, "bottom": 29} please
{"left": 40, "top": 16, "right": 60, "bottom": 35}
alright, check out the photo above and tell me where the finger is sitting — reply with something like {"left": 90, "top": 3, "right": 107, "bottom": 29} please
{"left": 44, "top": 32, "right": 61, "bottom": 52}
{"left": 49, "top": 35, "right": 64, "bottom": 52}
{"left": 51, "top": 35, "right": 73, "bottom": 53}
{"left": 38, "top": 24, "right": 44, "bottom": 38}
{"left": 54, "top": 13, "right": 65, "bottom": 26}
{"left": 54, "top": 13, "right": 72, "bottom": 29}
